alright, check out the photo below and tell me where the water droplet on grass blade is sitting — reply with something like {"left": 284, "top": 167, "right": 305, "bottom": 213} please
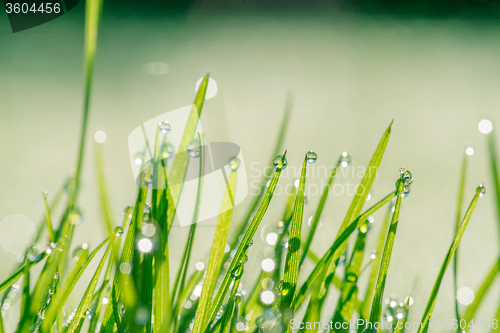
{"left": 306, "top": 151, "right": 317, "bottom": 164}
{"left": 229, "top": 157, "right": 240, "bottom": 171}
{"left": 273, "top": 155, "right": 287, "bottom": 170}
{"left": 161, "top": 143, "right": 174, "bottom": 159}
{"left": 68, "top": 209, "right": 82, "bottom": 225}
{"left": 159, "top": 121, "right": 171, "bottom": 134}
{"left": 114, "top": 226, "right": 124, "bottom": 236}
{"left": 478, "top": 185, "right": 486, "bottom": 197}
{"left": 339, "top": 152, "right": 351, "bottom": 167}
{"left": 187, "top": 139, "right": 201, "bottom": 158}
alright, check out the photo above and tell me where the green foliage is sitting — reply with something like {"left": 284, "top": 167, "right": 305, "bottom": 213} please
{"left": 0, "top": 2, "right": 498, "bottom": 333}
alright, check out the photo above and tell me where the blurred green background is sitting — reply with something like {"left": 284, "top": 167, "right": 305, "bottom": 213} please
{"left": 1, "top": 0, "right": 500, "bottom": 330}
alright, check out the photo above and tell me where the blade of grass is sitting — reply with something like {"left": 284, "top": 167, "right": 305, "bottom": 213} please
{"left": 95, "top": 141, "right": 114, "bottom": 237}
{"left": 206, "top": 152, "right": 287, "bottom": 327}
{"left": 417, "top": 185, "right": 484, "bottom": 333}
{"left": 68, "top": 0, "right": 103, "bottom": 210}
{"left": 293, "top": 191, "right": 395, "bottom": 310}
{"left": 165, "top": 74, "right": 208, "bottom": 233}
{"left": 299, "top": 122, "right": 392, "bottom": 327}
{"left": 0, "top": 252, "right": 49, "bottom": 294}
{"left": 172, "top": 133, "right": 205, "bottom": 306}
{"left": 453, "top": 152, "right": 468, "bottom": 322}
{"left": 361, "top": 203, "right": 392, "bottom": 319}
{"left": 368, "top": 174, "right": 407, "bottom": 326}
{"left": 192, "top": 168, "right": 238, "bottom": 333}
{"left": 462, "top": 256, "right": 500, "bottom": 325}
{"left": 41, "top": 239, "right": 108, "bottom": 332}
{"left": 299, "top": 158, "right": 340, "bottom": 267}
{"left": 280, "top": 156, "right": 307, "bottom": 333}
{"left": 42, "top": 192, "right": 56, "bottom": 243}
{"left": 66, "top": 242, "right": 111, "bottom": 333}
{"left": 332, "top": 219, "right": 370, "bottom": 330}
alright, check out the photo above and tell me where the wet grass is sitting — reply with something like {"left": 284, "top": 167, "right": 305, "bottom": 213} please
{"left": 0, "top": 2, "right": 500, "bottom": 333}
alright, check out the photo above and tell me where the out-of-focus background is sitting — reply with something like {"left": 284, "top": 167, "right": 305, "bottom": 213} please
{"left": 1, "top": 0, "right": 500, "bottom": 330}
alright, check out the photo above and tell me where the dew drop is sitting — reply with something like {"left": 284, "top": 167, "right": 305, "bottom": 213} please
{"left": 478, "top": 185, "right": 486, "bottom": 197}
{"left": 72, "top": 245, "right": 88, "bottom": 262}
{"left": 306, "top": 151, "right": 317, "bottom": 164}
{"left": 339, "top": 152, "right": 351, "bottom": 168}
{"left": 114, "top": 226, "right": 124, "bottom": 236}
{"left": 159, "top": 121, "right": 171, "bottom": 135}
{"left": 161, "top": 143, "right": 174, "bottom": 159}
{"left": 238, "top": 254, "right": 248, "bottom": 264}
{"left": 68, "top": 209, "right": 82, "bottom": 225}
{"left": 187, "top": 139, "right": 201, "bottom": 158}
{"left": 229, "top": 157, "right": 240, "bottom": 171}
{"left": 273, "top": 155, "right": 287, "bottom": 170}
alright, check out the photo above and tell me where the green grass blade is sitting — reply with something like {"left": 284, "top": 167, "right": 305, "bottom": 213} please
{"left": 95, "top": 141, "right": 114, "bottom": 237}
{"left": 332, "top": 219, "right": 370, "bottom": 328}
{"left": 280, "top": 156, "right": 307, "bottom": 332}
{"left": 453, "top": 152, "right": 468, "bottom": 322}
{"left": 66, "top": 243, "right": 111, "bottom": 333}
{"left": 89, "top": 235, "right": 121, "bottom": 333}
{"left": 41, "top": 239, "right": 108, "bottom": 332}
{"left": 417, "top": 185, "right": 484, "bottom": 333}
{"left": 368, "top": 174, "right": 407, "bottom": 325}
{"left": 99, "top": 206, "right": 133, "bottom": 333}
{"left": 166, "top": 74, "right": 209, "bottom": 232}
{"left": 293, "top": 191, "right": 395, "bottom": 310}
{"left": 68, "top": 0, "right": 103, "bottom": 209}
{"left": 0, "top": 252, "right": 49, "bottom": 294}
{"left": 206, "top": 152, "right": 287, "bottom": 327}
{"left": 361, "top": 203, "right": 392, "bottom": 319}
{"left": 42, "top": 192, "right": 56, "bottom": 243}
{"left": 300, "top": 158, "right": 340, "bottom": 267}
{"left": 172, "top": 133, "right": 205, "bottom": 307}
{"left": 487, "top": 131, "right": 500, "bottom": 238}
{"left": 462, "top": 256, "right": 500, "bottom": 325}
{"left": 192, "top": 169, "right": 238, "bottom": 333}
{"left": 298, "top": 122, "right": 392, "bottom": 327}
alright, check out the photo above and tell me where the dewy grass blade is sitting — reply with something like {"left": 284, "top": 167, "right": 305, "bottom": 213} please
{"left": 0, "top": 252, "right": 49, "bottom": 294}
{"left": 361, "top": 204, "right": 392, "bottom": 319}
{"left": 333, "top": 219, "right": 370, "bottom": 328}
{"left": 368, "top": 172, "right": 409, "bottom": 326}
{"left": 300, "top": 158, "right": 340, "bottom": 267}
{"left": 206, "top": 152, "right": 288, "bottom": 327}
{"left": 89, "top": 234, "right": 122, "bottom": 333}
{"left": 68, "top": 0, "right": 103, "bottom": 209}
{"left": 227, "top": 93, "right": 293, "bottom": 252}
{"left": 192, "top": 168, "right": 238, "bottom": 333}
{"left": 462, "top": 256, "right": 500, "bottom": 326}
{"left": 453, "top": 152, "right": 468, "bottom": 322}
{"left": 293, "top": 191, "right": 395, "bottom": 310}
{"left": 166, "top": 74, "right": 208, "bottom": 232}
{"left": 95, "top": 141, "right": 114, "bottom": 237}
{"left": 299, "top": 122, "right": 392, "bottom": 327}
{"left": 41, "top": 239, "right": 108, "bottom": 332}
{"left": 172, "top": 133, "right": 205, "bottom": 303}
{"left": 280, "top": 156, "right": 308, "bottom": 333}
{"left": 417, "top": 185, "right": 484, "bottom": 333}
{"left": 42, "top": 192, "right": 56, "bottom": 243}
{"left": 487, "top": 131, "right": 500, "bottom": 238}
{"left": 66, "top": 243, "right": 112, "bottom": 333}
